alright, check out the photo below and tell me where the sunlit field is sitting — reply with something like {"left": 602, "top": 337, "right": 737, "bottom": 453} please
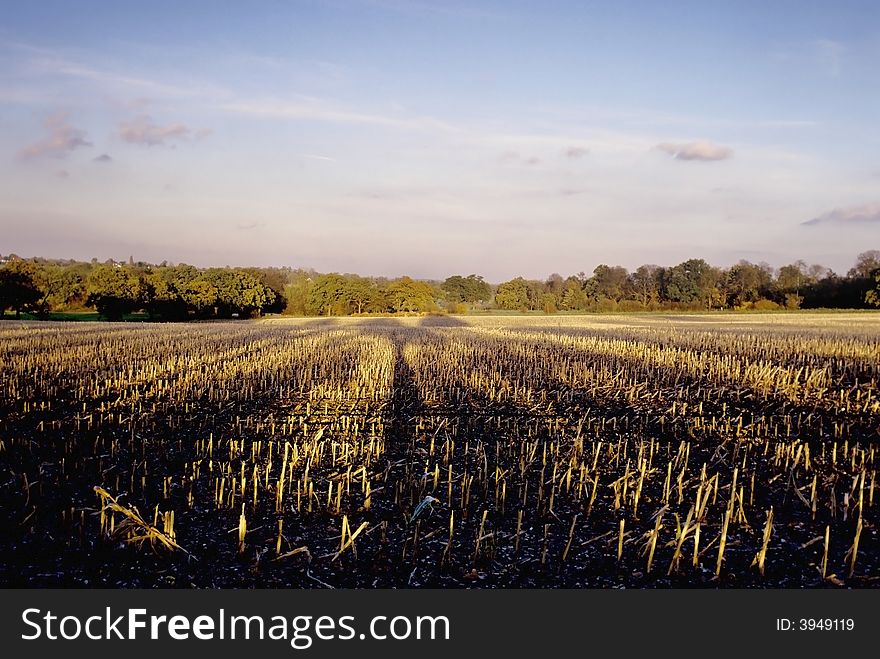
{"left": 1, "top": 313, "right": 878, "bottom": 587}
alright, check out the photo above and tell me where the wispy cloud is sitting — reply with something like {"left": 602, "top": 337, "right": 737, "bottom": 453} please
{"left": 117, "top": 115, "right": 204, "bottom": 146}
{"left": 802, "top": 203, "right": 880, "bottom": 227}
{"left": 236, "top": 221, "right": 267, "bottom": 230}
{"left": 655, "top": 140, "right": 733, "bottom": 162}
{"left": 815, "top": 39, "right": 844, "bottom": 77}
{"left": 219, "top": 97, "right": 458, "bottom": 132}
{"left": 300, "top": 153, "right": 336, "bottom": 162}
{"left": 18, "top": 111, "right": 91, "bottom": 160}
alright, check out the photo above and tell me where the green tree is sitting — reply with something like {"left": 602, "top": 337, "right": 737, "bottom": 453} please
{"left": 539, "top": 292, "right": 557, "bottom": 314}
{"left": 726, "top": 261, "right": 773, "bottom": 307}
{"left": 663, "top": 259, "right": 722, "bottom": 308}
{"left": 345, "top": 276, "right": 381, "bottom": 314}
{"left": 43, "top": 265, "right": 87, "bottom": 311}
{"left": 385, "top": 277, "right": 437, "bottom": 313}
{"left": 591, "top": 264, "right": 629, "bottom": 302}
{"left": 243, "top": 267, "right": 288, "bottom": 314}
{"left": 306, "top": 273, "right": 350, "bottom": 316}
{"left": 0, "top": 261, "right": 42, "bottom": 318}
{"left": 442, "top": 274, "right": 491, "bottom": 305}
{"left": 201, "top": 268, "right": 274, "bottom": 317}
{"left": 559, "top": 276, "right": 589, "bottom": 310}
{"left": 494, "top": 277, "right": 532, "bottom": 310}
{"left": 85, "top": 265, "right": 146, "bottom": 320}
{"left": 630, "top": 264, "right": 663, "bottom": 307}
{"left": 865, "top": 274, "right": 880, "bottom": 306}
{"left": 181, "top": 279, "right": 219, "bottom": 316}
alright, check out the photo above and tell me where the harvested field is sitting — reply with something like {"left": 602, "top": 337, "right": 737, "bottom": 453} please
{"left": 1, "top": 313, "right": 878, "bottom": 587}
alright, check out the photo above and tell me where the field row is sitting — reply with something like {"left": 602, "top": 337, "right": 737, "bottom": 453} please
{"left": 0, "top": 316, "right": 877, "bottom": 587}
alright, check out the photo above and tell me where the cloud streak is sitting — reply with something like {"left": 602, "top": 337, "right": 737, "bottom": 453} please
{"left": 802, "top": 203, "right": 880, "bottom": 227}
{"left": 219, "top": 97, "right": 458, "bottom": 133}
{"left": 18, "top": 112, "right": 91, "bottom": 160}
{"left": 655, "top": 140, "right": 733, "bottom": 162}
{"left": 117, "top": 115, "right": 199, "bottom": 146}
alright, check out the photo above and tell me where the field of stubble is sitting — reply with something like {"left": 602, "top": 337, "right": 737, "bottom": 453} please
{"left": 1, "top": 313, "right": 878, "bottom": 587}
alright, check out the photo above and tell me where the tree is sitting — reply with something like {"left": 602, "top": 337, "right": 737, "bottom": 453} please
{"left": 43, "top": 265, "right": 87, "bottom": 312}
{"left": 201, "top": 269, "right": 275, "bottom": 318}
{"left": 0, "top": 261, "right": 41, "bottom": 318}
{"left": 86, "top": 265, "right": 146, "bottom": 320}
{"left": 726, "top": 260, "right": 773, "bottom": 307}
{"left": 591, "top": 264, "right": 629, "bottom": 302}
{"left": 494, "top": 277, "right": 532, "bottom": 310}
{"left": 282, "top": 270, "right": 316, "bottom": 316}
{"left": 539, "top": 292, "right": 557, "bottom": 314}
{"left": 306, "top": 273, "right": 350, "bottom": 316}
{"left": 181, "top": 279, "right": 219, "bottom": 316}
{"left": 545, "top": 273, "right": 564, "bottom": 298}
{"left": 847, "top": 250, "right": 880, "bottom": 279}
{"left": 630, "top": 265, "right": 663, "bottom": 307}
{"left": 242, "top": 267, "right": 288, "bottom": 314}
{"left": 663, "top": 259, "right": 706, "bottom": 305}
{"left": 866, "top": 271, "right": 880, "bottom": 307}
{"left": 345, "top": 276, "right": 381, "bottom": 314}
{"left": 663, "top": 259, "right": 723, "bottom": 309}
{"left": 385, "top": 277, "right": 437, "bottom": 313}
{"left": 442, "top": 275, "right": 491, "bottom": 305}
{"left": 145, "top": 268, "right": 187, "bottom": 319}
{"left": 560, "top": 276, "right": 589, "bottom": 310}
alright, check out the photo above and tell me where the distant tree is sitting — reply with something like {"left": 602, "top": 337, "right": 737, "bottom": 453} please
{"left": 346, "top": 276, "right": 381, "bottom": 314}
{"left": 86, "top": 265, "right": 146, "bottom": 320}
{"left": 0, "top": 261, "right": 42, "bottom": 318}
{"left": 560, "top": 276, "right": 589, "bottom": 310}
{"left": 846, "top": 250, "right": 880, "bottom": 308}
{"left": 539, "top": 292, "right": 557, "bottom": 314}
{"left": 144, "top": 266, "right": 199, "bottom": 319}
{"left": 630, "top": 264, "right": 663, "bottom": 307}
{"left": 44, "top": 265, "right": 87, "bottom": 311}
{"left": 664, "top": 259, "right": 723, "bottom": 309}
{"left": 494, "top": 277, "right": 532, "bottom": 310}
{"left": 385, "top": 277, "right": 437, "bottom": 313}
{"left": 591, "top": 264, "right": 629, "bottom": 302}
{"left": 847, "top": 250, "right": 880, "bottom": 279}
{"left": 306, "top": 273, "right": 350, "bottom": 316}
{"left": 176, "top": 280, "right": 214, "bottom": 316}
{"left": 442, "top": 274, "right": 491, "bottom": 305}
{"left": 663, "top": 259, "right": 706, "bottom": 305}
{"left": 726, "top": 261, "right": 773, "bottom": 307}
{"left": 544, "top": 273, "right": 565, "bottom": 298}
{"left": 776, "top": 261, "right": 808, "bottom": 293}
{"left": 866, "top": 271, "right": 880, "bottom": 307}
{"left": 242, "top": 267, "right": 288, "bottom": 314}
{"left": 201, "top": 269, "right": 275, "bottom": 318}
{"left": 775, "top": 261, "right": 811, "bottom": 308}
{"left": 281, "top": 270, "right": 316, "bottom": 316}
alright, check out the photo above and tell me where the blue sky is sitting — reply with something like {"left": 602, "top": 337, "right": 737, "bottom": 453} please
{"left": 1, "top": 0, "right": 878, "bottom": 279}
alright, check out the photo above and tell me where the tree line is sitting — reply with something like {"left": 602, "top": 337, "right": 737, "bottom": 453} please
{"left": 0, "top": 251, "right": 878, "bottom": 320}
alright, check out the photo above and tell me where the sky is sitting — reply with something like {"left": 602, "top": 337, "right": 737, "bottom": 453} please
{"left": 1, "top": 0, "right": 878, "bottom": 280}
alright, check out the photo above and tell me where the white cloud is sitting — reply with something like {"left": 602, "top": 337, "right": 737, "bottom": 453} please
{"left": 655, "top": 140, "right": 733, "bottom": 162}
{"left": 219, "top": 97, "right": 458, "bottom": 133}
{"left": 802, "top": 203, "right": 880, "bottom": 226}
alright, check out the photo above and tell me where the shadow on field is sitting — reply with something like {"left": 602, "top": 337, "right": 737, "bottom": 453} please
{"left": 419, "top": 315, "right": 467, "bottom": 327}
{"left": 350, "top": 317, "right": 406, "bottom": 328}
{"left": 298, "top": 317, "right": 340, "bottom": 328}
